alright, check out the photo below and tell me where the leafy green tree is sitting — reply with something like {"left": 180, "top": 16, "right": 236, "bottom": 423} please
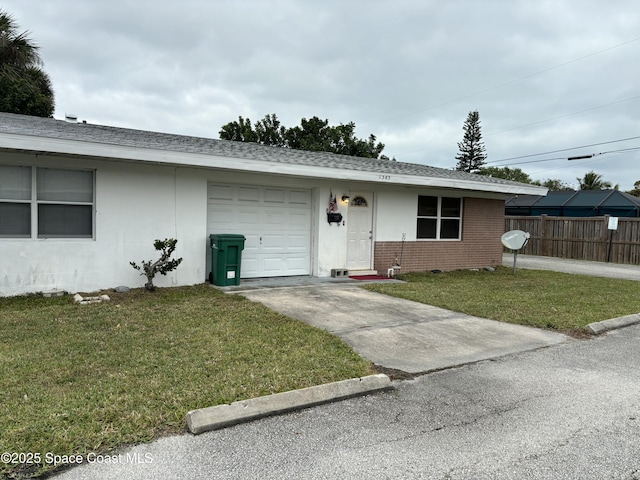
{"left": 627, "top": 180, "right": 640, "bottom": 197}
{"left": 254, "top": 113, "right": 286, "bottom": 146}
{"left": 478, "top": 166, "right": 532, "bottom": 183}
{"left": 284, "top": 116, "right": 330, "bottom": 151}
{"left": 455, "top": 110, "right": 486, "bottom": 173}
{"left": 0, "top": 9, "right": 54, "bottom": 117}
{"left": 218, "top": 115, "right": 258, "bottom": 143}
{"left": 577, "top": 171, "right": 612, "bottom": 190}
{"left": 220, "top": 113, "right": 386, "bottom": 159}
{"left": 535, "top": 178, "right": 574, "bottom": 191}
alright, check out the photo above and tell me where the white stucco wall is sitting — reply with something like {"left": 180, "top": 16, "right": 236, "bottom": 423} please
{"left": 1, "top": 152, "right": 509, "bottom": 296}
{"left": 1, "top": 154, "right": 208, "bottom": 296}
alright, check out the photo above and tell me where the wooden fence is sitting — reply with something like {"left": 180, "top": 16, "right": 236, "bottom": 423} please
{"left": 504, "top": 215, "right": 640, "bottom": 265}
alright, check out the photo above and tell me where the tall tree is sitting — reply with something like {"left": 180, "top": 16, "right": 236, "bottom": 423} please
{"left": 0, "top": 9, "right": 54, "bottom": 117}
{"left": 455, "top": 110, "right": 486, "bottom": 173}
{"left": 220, "top": 114, "right": 386, "bottom": 159}
{"left": 577, "top": 171, "right": 612, "bottom": 190}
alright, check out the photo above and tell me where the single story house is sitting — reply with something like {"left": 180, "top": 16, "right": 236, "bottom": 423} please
{"left": 506, "top": 190, "right": 640, "bottom": 217}
{"left": 0, "top": 112, "right": 545, "bottom": 296}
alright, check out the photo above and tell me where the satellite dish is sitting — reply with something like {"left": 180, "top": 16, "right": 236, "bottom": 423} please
{"left": 501, "top": 230, "right": 530, "bottom": 250}
{"left": 501, "top": 230, "right": 530, "bottom": 275}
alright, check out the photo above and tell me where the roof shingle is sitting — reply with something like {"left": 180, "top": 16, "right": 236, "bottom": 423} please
{"left": 0, "top": 112, "right": 538, "bottom": 190}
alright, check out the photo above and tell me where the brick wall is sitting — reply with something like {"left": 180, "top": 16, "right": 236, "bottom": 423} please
{"left": 374, "top": 197, "right": 504, "bottom": 274}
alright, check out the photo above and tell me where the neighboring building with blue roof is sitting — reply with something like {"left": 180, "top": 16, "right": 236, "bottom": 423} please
{"left": 506, "top": 190, "right": 640, "bottom": 217}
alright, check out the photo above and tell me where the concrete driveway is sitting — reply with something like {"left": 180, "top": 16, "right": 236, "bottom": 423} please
{"left": 237, "top": 283, "right": 569, "bottom": 374}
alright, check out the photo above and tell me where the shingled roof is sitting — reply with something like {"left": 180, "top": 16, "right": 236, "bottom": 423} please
{"left": 0, "top": 112, "right": 545, "bottom": 195}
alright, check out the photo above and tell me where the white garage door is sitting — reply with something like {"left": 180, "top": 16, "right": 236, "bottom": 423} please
{"left": 207, "top": 183, "right": 312, "bottom": 278}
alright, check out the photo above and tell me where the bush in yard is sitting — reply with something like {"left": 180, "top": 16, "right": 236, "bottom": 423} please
{"left": 130, "top": 238, "right": 183, "bottom": 291}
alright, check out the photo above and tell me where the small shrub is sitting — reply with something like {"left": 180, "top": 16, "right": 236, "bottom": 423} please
{"left": 130, "top": 238, "right": 183, "bottom": 291}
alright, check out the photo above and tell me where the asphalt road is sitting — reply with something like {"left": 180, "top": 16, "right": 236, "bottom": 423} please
{"left": 53, "top": 323, "right": 640, "bottom": 480}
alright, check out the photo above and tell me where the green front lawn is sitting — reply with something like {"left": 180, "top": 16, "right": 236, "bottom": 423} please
{"left": 365, "top": 267, "right": 640, "bottom": 333}
{"left": 0, "top": 285, "right": 373, "bottom": 479}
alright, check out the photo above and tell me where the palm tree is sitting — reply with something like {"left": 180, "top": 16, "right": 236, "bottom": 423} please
{"left": 577, "top": 171, "right": 613, "bottom": 190}
{"left": 0, "top": 9, "right": 54, "bottom": 117}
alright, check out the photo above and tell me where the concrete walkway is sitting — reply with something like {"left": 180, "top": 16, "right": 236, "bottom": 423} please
{"left": 238, "top": 284, "right": 569, "bottom": 374}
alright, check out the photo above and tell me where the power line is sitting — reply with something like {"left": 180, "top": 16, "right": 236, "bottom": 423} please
{"left": 490, "top": 146, "right": 640, "bottom": 167}
{"left": 486, "top": 136, "right": 640, "bottom": 165}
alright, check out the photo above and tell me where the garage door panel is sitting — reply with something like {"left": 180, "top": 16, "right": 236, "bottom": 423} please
{"left": 242, "top": 233, "right": 260, "bottom": 248}
{"left": 238, "top": 187, "right": 260, "bottom": 202}
{"left": 265, "top": 188, "right": 286, "bottom": 204}
{"left": 262, "top": 258, "right": 286, "bottom": 275}
{"left": 207, "top": 183, "right": 311, "bottom": 278}
{"left": 207, "top": 208, "right": 236, "bottom": 228}
{"left": 237, "top": 209, "right": 261, "bottom": 226}
{"left": 209, "top": 185, "right": 234, "bottom": 201}
{"left": 287, "top": 234, "right": 309, "bottom": 249}
{"left": 241, "top": 258, "right": 259, "bottom": 275}
{"left": 289, "top": 190, "right": 311, "bottom": 205}
{"left": 287, "top": 214, "right": 311, "bottom": 230}
{"left": 262, "top": 234, "right": 284, "bottom": 250}
{"left": 286, "top": 256, "right": 310, "bottom": 271}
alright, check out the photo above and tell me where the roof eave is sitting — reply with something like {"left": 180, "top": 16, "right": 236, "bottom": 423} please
{"left": 0, "top": 133, "right": 547, "bottom": 196}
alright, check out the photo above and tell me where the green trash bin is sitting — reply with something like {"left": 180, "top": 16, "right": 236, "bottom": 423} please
{"left": 209, "top": 234, "right": 246, "bottom": 286}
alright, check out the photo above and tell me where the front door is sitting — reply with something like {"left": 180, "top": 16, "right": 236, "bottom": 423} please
{"left": 346, "top": 193, "right": 373, "bottom": 270}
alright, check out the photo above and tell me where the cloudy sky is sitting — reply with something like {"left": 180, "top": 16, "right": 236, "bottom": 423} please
{"left": 4, "top": 1, "right": 639, "bottom": 190}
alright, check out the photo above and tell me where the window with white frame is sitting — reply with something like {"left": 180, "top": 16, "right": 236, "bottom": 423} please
{"left": 417, "top": 196, "right": 462, "bottom": 240}
{"left": 0, "top": 165, "right": 94, "bottom": 238}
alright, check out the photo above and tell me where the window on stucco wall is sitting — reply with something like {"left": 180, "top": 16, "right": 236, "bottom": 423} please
{"left": 0, "top": 165, "right": 94, "bottom": 239}
{"left": 417, "top": 196, "right": 462, "bottom": 240}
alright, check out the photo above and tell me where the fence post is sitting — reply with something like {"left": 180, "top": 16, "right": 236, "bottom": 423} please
{"left": 540, "top": 215, "right": 550, "bottom": 256}
{"left": 604, "top": 215, "right": 615, "bottom": 262}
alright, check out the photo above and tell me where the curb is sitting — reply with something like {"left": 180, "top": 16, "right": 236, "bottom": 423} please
{"left": 586, "top": 313, "right": 640, "bottom": 335}
{"left": 185, "top": 374, "right": 392, "bottom": 435}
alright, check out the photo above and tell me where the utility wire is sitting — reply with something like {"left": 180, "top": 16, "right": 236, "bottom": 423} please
{"left": 490, "top": 146, "right": 640, "bottom": 167}
{"left": 485, "top": 136, "right": 640, "bottom": 164}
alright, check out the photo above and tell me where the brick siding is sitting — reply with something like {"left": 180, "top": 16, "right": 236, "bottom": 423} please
{"left": 374, "top": 197, "right": 504, "bottom": 274}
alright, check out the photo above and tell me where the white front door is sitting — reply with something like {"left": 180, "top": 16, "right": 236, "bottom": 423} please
{"left": 346, "top": 193, "right": 373, "bottom": 270}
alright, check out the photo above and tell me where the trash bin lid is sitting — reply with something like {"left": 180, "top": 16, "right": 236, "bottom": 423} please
{"left": 210, "top": 234, "right": 246, "bottom": 240}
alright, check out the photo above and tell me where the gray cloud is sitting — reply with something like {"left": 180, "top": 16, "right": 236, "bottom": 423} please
{"left": 4, "top": 0, "right": 639, "bottom": 189}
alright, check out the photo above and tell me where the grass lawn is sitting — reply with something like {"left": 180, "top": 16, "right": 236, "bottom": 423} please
{"left": 365, "top": 267, "right": 640, "bottom": 334}
{"left": 0, "top": 285, "right": 373, "bottom": 479}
